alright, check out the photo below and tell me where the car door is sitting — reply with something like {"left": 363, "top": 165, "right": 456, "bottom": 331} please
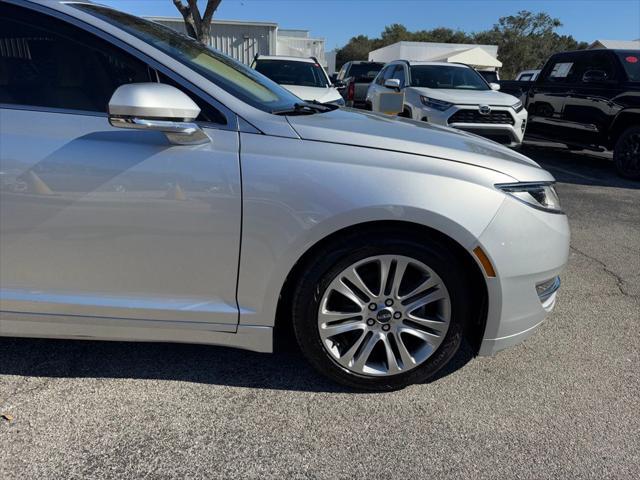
{"left": 0, "top": 5, "right": 241, "bottom": 329}
{"left": 560, "top": 51, "right": 623, "bottom": 146}
{"left": 526, "top": 53, "right": 581, "bottom": 141}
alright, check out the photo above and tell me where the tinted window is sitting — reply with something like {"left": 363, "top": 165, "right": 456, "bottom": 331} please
{"left": 377, "top": 65, "right": 397, "bottom": 85}
{"left": 254, "top": 59, "right": 329, "bottom": 87}
{"left": 578, "top": 52, "right": 616, "bottom": 83}
{"left": 347, "top": 63, "right": 384, "bottom": 81}
{"left": 519, "top": 74, "right": 533, "bottom": 82}
{"left": 392, "top": 65, "right": 406, "bottom": 86}
{"left": 410, "top": 65, "right": 489, "bottom": 90}
{"left": 0, "top": 4, "right": 150, "bottom": 112}
{"left": 337, "top": 63, "right": 348, "bottom": 81}
{"left": 74, "top": 4, "right": 302, "bottom": 114}
{"left": 375, "top": 66, "right": 390, "bottom": 85}
{"left": 478, "top": 71, "right": 498, "bottom": 83}
{"left": 616, "top": 51, "right": 640, "bottom": 82}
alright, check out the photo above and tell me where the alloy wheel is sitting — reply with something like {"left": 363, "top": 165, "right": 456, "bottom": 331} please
{"left": 617, "top": 131, "right": 640, "bottom": 177}
{"left": 317, "top": 255, "right": 451, "bottom": 376}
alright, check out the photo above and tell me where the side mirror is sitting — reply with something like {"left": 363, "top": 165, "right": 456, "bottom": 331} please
{"left": 582, "top": 69, "right": 608, "bottom": 83}
{"left": 329, "top": 73, "right": 338, "bottom": 83}
{"left": 334, "top": 80, "right": 347, "bottom": 90}
{"left": 384, "top": 78, "right": 401, "bottom": 90}
{"left": 108, "top": 83, "right": 209, "bottom": 145}
{"left": 489, "top": 82, "right": 501, "bottom": 91}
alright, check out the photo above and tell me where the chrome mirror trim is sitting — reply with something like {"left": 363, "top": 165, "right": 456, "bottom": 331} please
{"left": 109, "top": 116, "right": 210, "bottom": 145}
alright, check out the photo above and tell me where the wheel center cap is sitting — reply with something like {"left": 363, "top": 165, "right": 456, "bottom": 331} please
{"left": 376, "top": 308, "right": 393, "bottom": 323}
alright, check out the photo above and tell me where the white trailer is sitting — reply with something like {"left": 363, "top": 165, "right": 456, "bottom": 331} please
{"left": 368, "top": 41, "right": 502, "bottom": 72}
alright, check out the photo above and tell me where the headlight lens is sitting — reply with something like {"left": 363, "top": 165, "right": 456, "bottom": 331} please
{"left": 329, "top": 97, "right": 345, "bottom": 106}
{"left": 512, "top": 100, "right": 524, "bottom": 112}
{"left": 496, "top": 182, "right": 563, "bottom": 213}
{"left": 420, "top": 96, "right": 452, "bottom": 111}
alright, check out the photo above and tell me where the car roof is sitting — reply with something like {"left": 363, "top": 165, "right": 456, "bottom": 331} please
{"left": 551, "top": 48, "right": 640, "bottom": 57}
{"left": 255, "top": 55, "right": 316, "bottom": 63}
{"left": 391, "top": 61, "right": 469, "bottom": 68}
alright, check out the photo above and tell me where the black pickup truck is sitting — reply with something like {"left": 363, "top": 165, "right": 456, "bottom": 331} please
{"left": 500, "top": 49, "right": 640, "bottom": 179}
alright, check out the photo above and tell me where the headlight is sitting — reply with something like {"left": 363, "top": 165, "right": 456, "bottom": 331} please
{"left": 328, "top": 97, "right": 345, "bottom": 106}
{"left": 420, "top": 96, "right": 452, "bottom": 111}
{"left": 495, "top": 182, "right": 563, "bottom": 213}
{"left": 512, "top": 100, "right": 524, "bottom": 112}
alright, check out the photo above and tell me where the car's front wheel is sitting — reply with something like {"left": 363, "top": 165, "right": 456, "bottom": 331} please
{"left": 614, "top": 126, "right": 640, "bottom": 180}
{"left": 291, "top": 232, "right": 472, "bottom": 391}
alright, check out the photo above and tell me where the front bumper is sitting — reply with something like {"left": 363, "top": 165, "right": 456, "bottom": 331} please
{"left": 475, "top": 195, "right": 570, "bottom": 356}
{"left": 419, "top": 105, "right": 528, "bottom": 147}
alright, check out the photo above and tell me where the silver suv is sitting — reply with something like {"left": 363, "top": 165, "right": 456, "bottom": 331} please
{"left": 0, "top": 1, "right": 569, "bottom": 390}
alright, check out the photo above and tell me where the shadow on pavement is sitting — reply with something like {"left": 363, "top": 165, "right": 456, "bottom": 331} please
{"left": 520, "top": 143, "right": 639, "bottom": 190}
{"left": 0, "top": 335, "right": 475, "bottom": 393}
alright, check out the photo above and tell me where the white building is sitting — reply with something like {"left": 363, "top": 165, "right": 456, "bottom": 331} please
{"left": 277, "top": 29, "right": 326, "bottom": 66}
{"left": 325, "top": 50, "right": 338, "bottom": 75}
{"left": 147, "top": 17, "right": 326, "bottom": 66}
{"left": 368, "top": 41, "right": 502, "bottom": 71}
{"left": 588, "top": 39, "right": 640, "bottom": 50}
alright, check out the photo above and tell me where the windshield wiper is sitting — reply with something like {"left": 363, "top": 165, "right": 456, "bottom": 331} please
{"left": 273, "top": 102, "right": 333, "bottom": 116}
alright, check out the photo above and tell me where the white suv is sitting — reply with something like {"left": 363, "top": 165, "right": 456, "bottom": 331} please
{"left": 252, "top": 55, "right": 345, "bottom": 106}
{"left": 367, "top": 61, "right": 528, "bottom": 147}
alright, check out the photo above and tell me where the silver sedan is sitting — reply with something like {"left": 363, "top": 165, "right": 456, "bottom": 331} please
{"left": 0, "top": 0, "right": 569, "bottom": 390}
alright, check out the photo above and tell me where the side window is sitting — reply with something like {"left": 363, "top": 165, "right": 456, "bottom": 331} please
{"left": 0, "top": 5, "right": 150, "bottom": 113}
{"left": 0, "top": 4, "right": 226, "bottom": 125}
{"left": 384, "top": 66, "right": 397, "bottom": 81}
{"left": 543, "top": 56, "right": 581, "bottom": 83}
{"left": 337, "top": 64, "right": 347, "bottom": 81}
{"left": 377, "top": 65, "right": 396, "bottom": 85}
{"left": 157, "top": 73, "right": 227, "bottom": 125}
{"left": 375, "top": 67, "right": 388, "bottom": 85}
{"left": 578, "top": 53, "right": 616, "bottom": 83}
{"left": 393, "top": 65, "right": 406, "bottom": 86}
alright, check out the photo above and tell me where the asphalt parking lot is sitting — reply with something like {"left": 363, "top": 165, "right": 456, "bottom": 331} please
{"left": 1, "top": 144, "right": 639, "bottom": 479}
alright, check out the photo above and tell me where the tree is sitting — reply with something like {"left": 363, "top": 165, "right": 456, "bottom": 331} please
{"left": 336, "top": 35, "right": 377, "bottom": 68}
{"left": 172, "top": 0, "right": 222, "bottom": 43}
{"left": 474, "top": 11, "right": 588, "bottom": 78}
{"left": 334, "top": 10, "right": 587, "bottom": 77}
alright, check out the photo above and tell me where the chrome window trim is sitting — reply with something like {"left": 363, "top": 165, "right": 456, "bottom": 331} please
{"left": 0, "top": 104, "right": 108, "bottom": 118}
{"left": 2, "top": 0, "right": 242, "bottom": 132}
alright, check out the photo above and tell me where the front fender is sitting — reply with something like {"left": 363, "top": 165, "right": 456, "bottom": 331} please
{"left": 237, "top": 133, "right": 509, "bottom": 327}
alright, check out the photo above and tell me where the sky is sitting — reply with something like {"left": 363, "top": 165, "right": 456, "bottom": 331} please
{"left": 98, "top": 0, "right": 640, "bottom": 50}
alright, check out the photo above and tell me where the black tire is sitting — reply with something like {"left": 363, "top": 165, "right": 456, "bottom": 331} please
{"left": 613, "top": 126, "right": 640, "bottom": 180}
{"left": 291, "top": 230, "right": 472, "bottom": 391}
{"left": 398, "top": 107, "right": 412, "bottom": 119}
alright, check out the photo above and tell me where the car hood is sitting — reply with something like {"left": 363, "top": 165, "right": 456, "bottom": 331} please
{"left": 286, "top": 108, "right": 550, "bottom": 181}
{"left": 410, "top": 87, "right": 520, "bottom": 106}
{"left": 282, "top": 85, "right": 342, "bottom": 104}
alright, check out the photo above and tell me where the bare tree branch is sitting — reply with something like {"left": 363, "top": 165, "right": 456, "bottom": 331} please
{"left": 172, "top": 0, "right": 222, "bottom": 43}
{"left": 171, "top": 0, "right": 189, "bottom": 17}
{"left": 186, "top": 0, "right": 202, "bottom": 24}
{"left": 203, "top": 0, "right": 223, "bottom": 25}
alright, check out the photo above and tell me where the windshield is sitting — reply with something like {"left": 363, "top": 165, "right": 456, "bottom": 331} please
{"left": 616, "top": 51, "right": 640, "bottom": 82}
{"left": 254, "top": 60, "right": 329, "bottom": 87}
{"left": 72, "top": 4, "right": 302, "bottom": 113}
{"left": 410, "top": 65, "right": 489, "bottom": 90}
{"left": 348, "top": 63, "right": 384, "bottom": 81}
